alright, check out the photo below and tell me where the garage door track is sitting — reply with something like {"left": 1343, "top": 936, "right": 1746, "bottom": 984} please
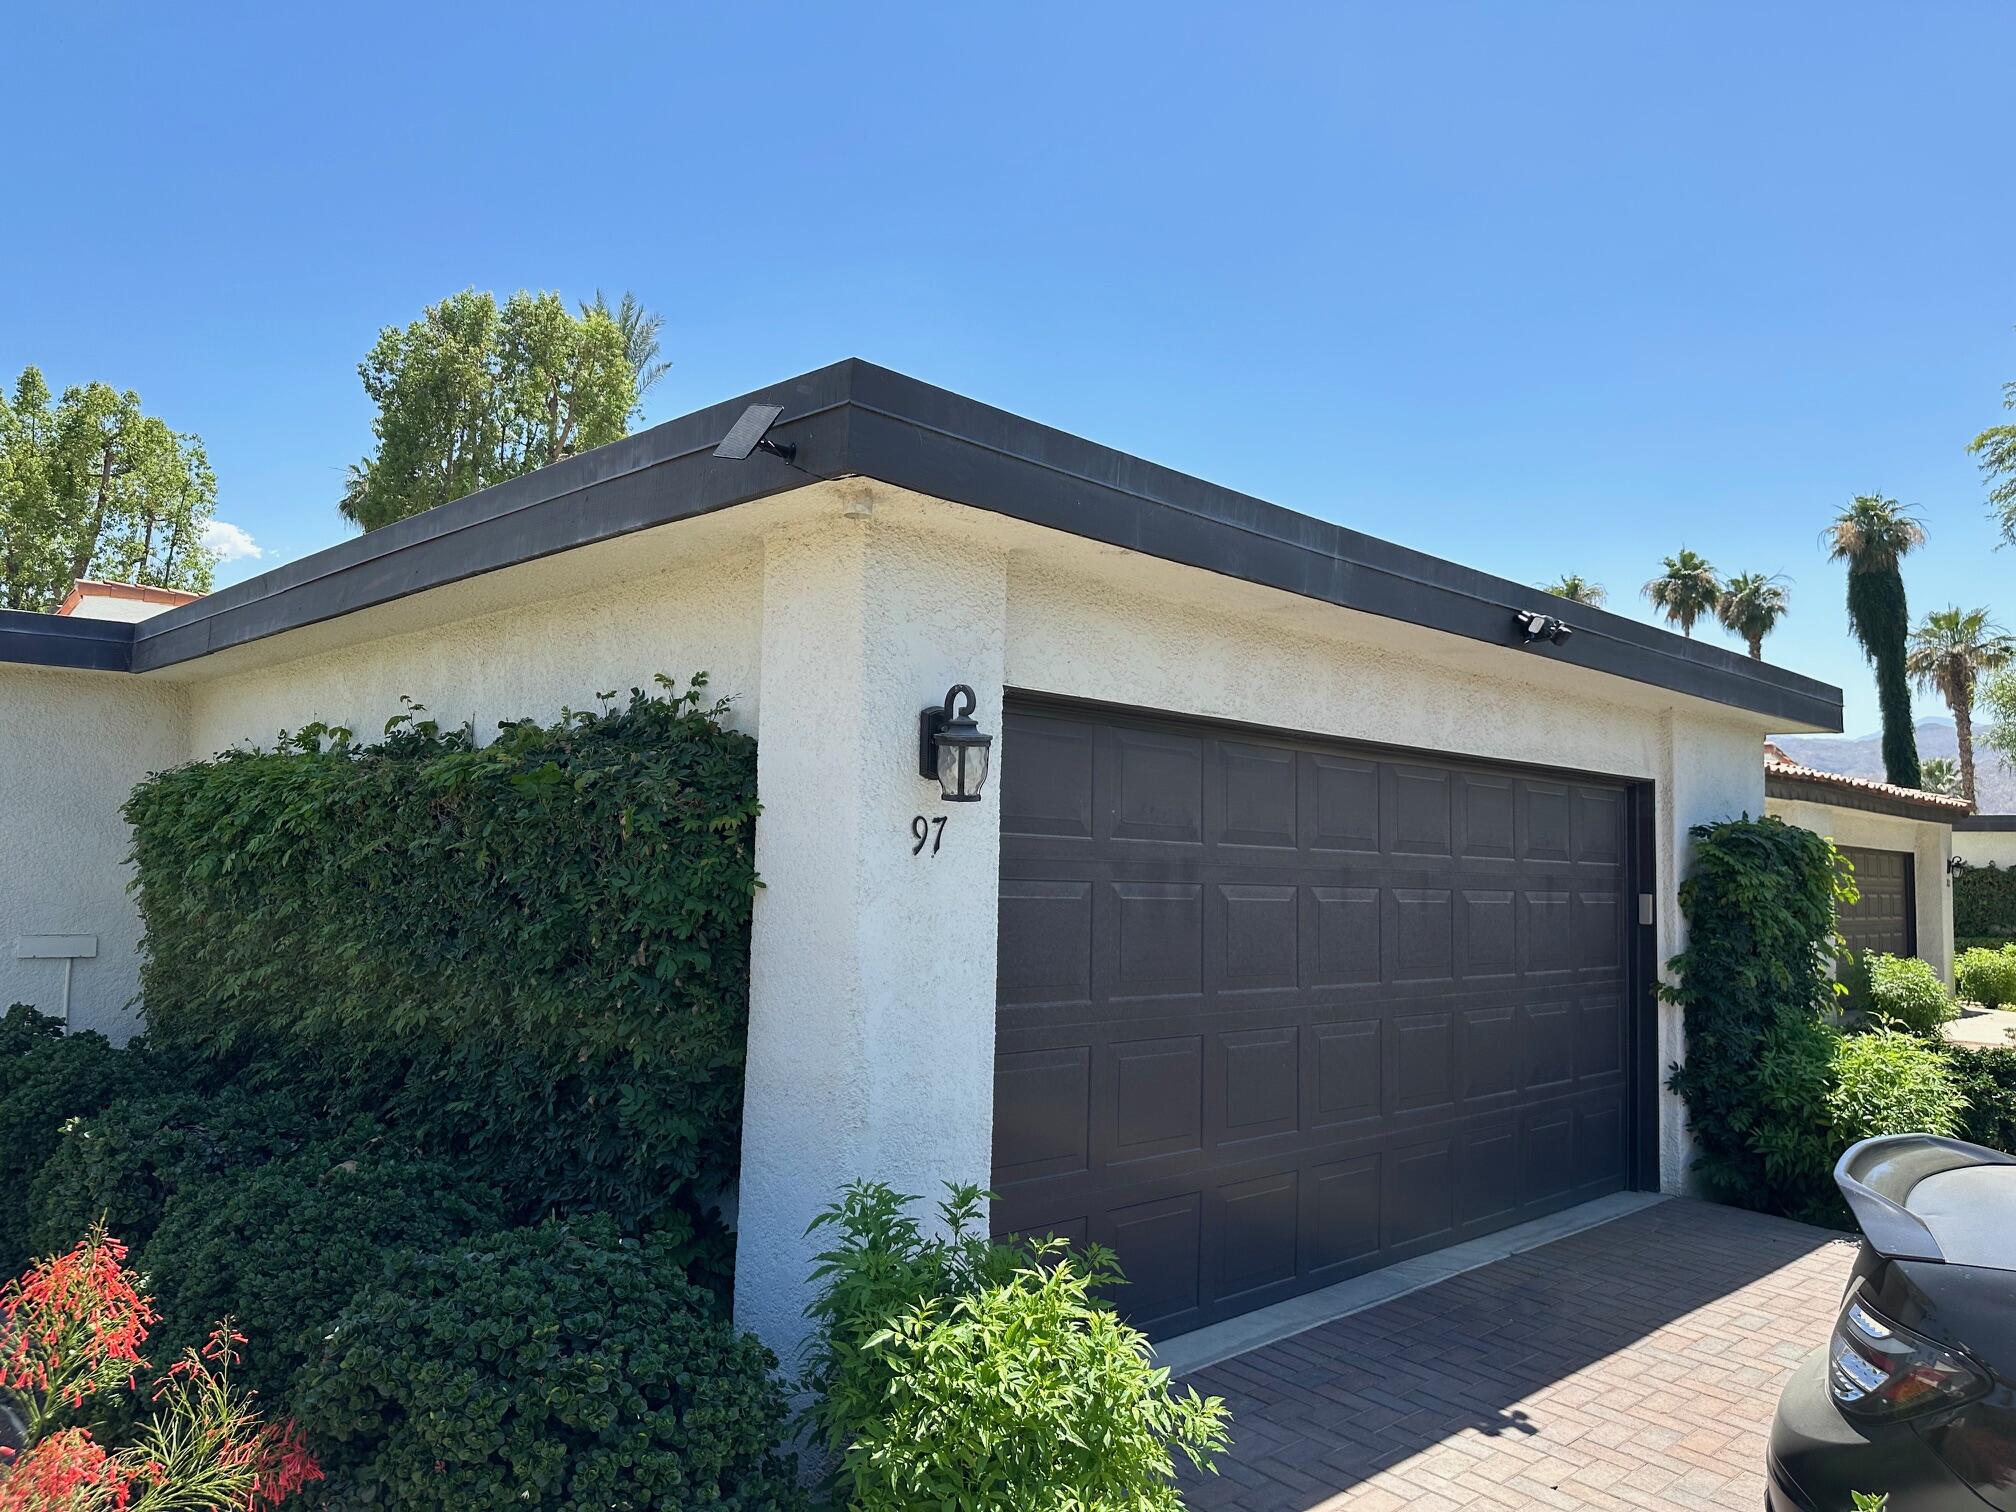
{"left": 1176, "top": 1198, "right": 1854, "bottom": 1511}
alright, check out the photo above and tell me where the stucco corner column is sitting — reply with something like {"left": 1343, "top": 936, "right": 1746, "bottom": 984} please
{"left": 732, "top": 507, "right": 1008, "bottom": 1373}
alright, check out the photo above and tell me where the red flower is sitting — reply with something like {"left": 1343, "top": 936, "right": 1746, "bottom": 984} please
{"left": 0, "top": 1428, "right": 138, "bottom": 1511}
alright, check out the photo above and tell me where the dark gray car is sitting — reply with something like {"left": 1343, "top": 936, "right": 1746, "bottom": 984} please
{"left": 1770, "top": 1134, "right": 2016, "bottom": 1509}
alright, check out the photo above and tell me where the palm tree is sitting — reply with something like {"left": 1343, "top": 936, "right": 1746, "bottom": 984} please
{"left": 584, "top": 289, "right": 671, "bottom": 406}
{"left": 1826, "top": 495, "right": 1927, "bottom": 789}
{"left": 1921, "top": 757, "right": 1963, "bottom": 797}
{"left": 1716, "top": 572, "right": 1791, "bottom": 660}
{"left": 1540, "top": 574, "right": 1607, "bottom": 606}
{"left": 1906, "top": 606, "right": 2014, "bottom": 807}
{"left": 1642, "top": 550, "right": 1722, "bottom": 637}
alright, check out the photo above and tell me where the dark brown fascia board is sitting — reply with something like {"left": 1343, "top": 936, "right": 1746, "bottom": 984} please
{"left": 1956, "top": 814, "right": 2016, "bottom": 832}
{"left": 0, "top": 358, "right": 1839, "bottom": 729}
{"left": 1767, "top": 772, "right": 1962, "bottom": 824}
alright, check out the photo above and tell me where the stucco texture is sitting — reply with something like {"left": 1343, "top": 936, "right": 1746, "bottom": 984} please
{"left": 0, "top": 666, "right": 190, "bottom": 1039}
{"left": 1954, "top": 828, "right": 2016, "bottom": 872}
{"left": 1766, "top": 795, "right": 1956, "bottom": 981}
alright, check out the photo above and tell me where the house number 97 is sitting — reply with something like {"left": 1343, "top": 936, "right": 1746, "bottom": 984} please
{"left": 911, "top": 815, "right": 947, "bottom": 856}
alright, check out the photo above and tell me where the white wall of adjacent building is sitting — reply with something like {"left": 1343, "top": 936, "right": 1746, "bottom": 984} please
{"left": 1765, "top": 795, "right": 1956, "bottom": 981}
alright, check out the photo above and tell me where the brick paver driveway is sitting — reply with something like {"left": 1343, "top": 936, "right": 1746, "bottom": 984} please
{"left": 1178, "top": 1198, "right": 1855, "bottom": 1512}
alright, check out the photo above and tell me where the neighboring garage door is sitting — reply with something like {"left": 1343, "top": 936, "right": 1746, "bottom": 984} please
{"left": 1837, "top": 847, "right": 1915, "bottom": 959}
{"left": 992, "top": 699, "right": 1638, "bottom": 1339}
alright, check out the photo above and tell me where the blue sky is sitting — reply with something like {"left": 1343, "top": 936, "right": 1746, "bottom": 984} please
{"left": 6, "top": 3, "right": 2012, "bottom": 736}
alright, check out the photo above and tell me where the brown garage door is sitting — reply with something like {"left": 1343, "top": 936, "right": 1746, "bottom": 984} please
{"left": 992, "top": 700, "right": 1638, "bottom": 1338}
{"left": 1837, "top": 847, "right": 1915, "bottom": 959}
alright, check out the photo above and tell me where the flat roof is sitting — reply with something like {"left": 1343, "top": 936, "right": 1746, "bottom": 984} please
{"left": 0, "top": 358, "right": 1843, "bottom": 730}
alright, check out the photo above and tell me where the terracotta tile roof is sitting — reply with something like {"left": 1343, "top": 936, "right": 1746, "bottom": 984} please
{"left": 55, "top": 579, "right": 204, "bottom": 616}
{"left": 1763, "top": 742, "right": 1972, "bottom": 815}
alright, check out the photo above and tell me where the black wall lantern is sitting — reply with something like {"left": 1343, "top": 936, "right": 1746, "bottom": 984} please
{"left": 919, "top": 684, "right": 993, "bottom": 802}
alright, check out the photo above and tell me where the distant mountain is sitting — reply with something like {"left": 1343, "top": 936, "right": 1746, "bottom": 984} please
{"left": 1771, "top": 717, "right": 2016, "bottom": 813}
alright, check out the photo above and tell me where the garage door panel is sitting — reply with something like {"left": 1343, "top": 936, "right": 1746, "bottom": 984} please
{"left": 995, "top": 702, "right": 1637, "bottom": 1338}
{"left": 1388, "top": 888, "right": 1455, "bottom": 981}
{"left": 1303, "top": 753, "right": 1381, "bottom": 853}
{"left": 1109, "top": 727, "right": 1205, "bottom": 844}
{"left": 1459, "top": 888, "right": 1518, "bottom": 977}
{"left": 1108, "top": 882, "right": 1204, "bottom": 1003}
{"left": 1457, "top": 1116, "right": 1522, "bottom": 1230}
{"left": 1000, "top": 715, "right": 1096, "bottom": 839}
{"left": 997, "top": 880, "right": 1094, "bottom": 1009}
{"left": 1214, "top": 1027, "right": 1300, "bottom": 1146}
{"left": 1216, "top": 884, "right": 1299, "bottom": 990}
{"left": 1307, "top": 885, "right": 1382, "bottom": 986}
{"left": 992, "top": 1046, "right": 1092, "bottom": 1184}
{"left": 1107, "top": 1035, "right": 1204, "bottom": 1166}
{"left": 1457, "top": 774, "right": 1518, "bottom": 861}
{"left": 1383, "top": 1138, "right": 1456, "bottom": 1251}
{"left": 1219, "top": 742, "right": 1298, "bottom": 849}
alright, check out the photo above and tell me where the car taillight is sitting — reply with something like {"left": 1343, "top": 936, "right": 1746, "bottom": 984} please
{"left": 1829, "top": 1293, "right": 1990, "bottom": 1422}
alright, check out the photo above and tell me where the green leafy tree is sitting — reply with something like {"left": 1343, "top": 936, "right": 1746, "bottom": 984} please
{"left": 338, "top": 288, "right": 648, "bottom": 531}
{"left": 1827, "top": 495, "right": 1926, "bottom": 789}
{"left": 1641, "top": 549, "right": 1721, "bottom": 636}
{"left": 1539, "top": 573, "right": 1606, "bottom": 606}
{"left": 1717, "top": 571, "right": 1791, "bottom": 660}
{"left": 0, "top": 367, "right": 217, "bottom": 611}
{"left": 1907, "top": 606, "right": 2013, "bottom": 808}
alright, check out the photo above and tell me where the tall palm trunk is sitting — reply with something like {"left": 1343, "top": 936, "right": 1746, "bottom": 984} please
{"left": 1746, "top": 634, "right": 1763, "bottom": 659}
{"left": 1956, "top": 685, "right": 1979, "bottom": 807}
{"left": 1848, "top": 567, "right": 1921, "bottom": 789}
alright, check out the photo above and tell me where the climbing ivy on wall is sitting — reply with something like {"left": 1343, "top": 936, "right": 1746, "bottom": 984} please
{"left": 121, "top": 676, "right": 759, "bottom": 1231}
{"left": 1663, "top": 816, "right": 1857, "bottom": 1216}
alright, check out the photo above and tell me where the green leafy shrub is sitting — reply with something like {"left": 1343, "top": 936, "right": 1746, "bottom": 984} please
{"left": 1955, "top": 862, "right": 2016, "bottom": 941}
{"left": 26, "top": 1086, "right": 322, "bottom": 1259}
{"left": 0, "top": 1006, "right": 172, "bottom": 1271}
{"left": 292, "top": 1218, "right": 802, "bottom": 1509}
{"left": 844, "top": 1242, "right": 1230, "bottom": 1512}
{"left": 801, "top": 1182, "right": 1227, "bottom": 1511}
{"left": 1956, "top": 945, "right": 2016, "bottom": 1010}
{"left": 1829, "top": 1028, "right": 1965, "bottom": 1144}
{"left": 142, "top": 1148, "right": 506, "bottom": 1403}
{"left": 122, "top": 678, "right": 759, "bottom": 1234}
{"left": 1940, "top": 1044, "right": 2016, "bottom": 1152}
{"left": 1958, "top": 935, "right": 2016, "bottom": 953}
{"left": 1863, "top": 953, "right": 1958, "bottom": 1033}
{"left": 1664, "top": 817, "right": 1856, "bottom": 1214}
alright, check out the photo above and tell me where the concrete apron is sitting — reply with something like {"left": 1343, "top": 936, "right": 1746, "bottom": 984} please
{"left": 1150, "top": 1191, "right": 1670, "bottom": 1378}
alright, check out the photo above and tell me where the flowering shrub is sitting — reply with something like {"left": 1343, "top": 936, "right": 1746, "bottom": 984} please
{"left": 0, "top": 1228, "right": 318, "bottom": 1510}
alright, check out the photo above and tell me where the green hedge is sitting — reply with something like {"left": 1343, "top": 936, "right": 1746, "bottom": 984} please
{"left": 122, "top": 678, "right": 758, "bottom": 1236}
{"left": 1664, "top": 817, "right": 1856, "bottom": 1214}
{"left": 293, "top": 1218, "right": 804, "bottom": 1510}
{"left": 1956, "top": 863, "right": 2016, "bottom": 941}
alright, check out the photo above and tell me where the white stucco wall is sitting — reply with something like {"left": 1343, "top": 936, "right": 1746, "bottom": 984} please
{"left": 0, "top": 666, "right": 190, "bottom": 1039}
{"left": 1954, "top": 826, "right": 2016, "bottom": 872}
{"left": 1766, "top": 795, "right": 1956, "bottom": 981}
{"left": 183, "top": 544, "right": 765, "bottom": 754}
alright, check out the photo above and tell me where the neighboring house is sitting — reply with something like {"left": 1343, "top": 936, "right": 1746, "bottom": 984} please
{"left": 0, "top": 360, "right": 1845, "bottom": 1365}
{"left": 56, "top": 579, "right": 205, "bottom": 623}
{"left": 1954, "top": 814, "right": 2016, "bottom": 872}
{"left": 1764, "top": 743, "right": 1966, "bottom": 982}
